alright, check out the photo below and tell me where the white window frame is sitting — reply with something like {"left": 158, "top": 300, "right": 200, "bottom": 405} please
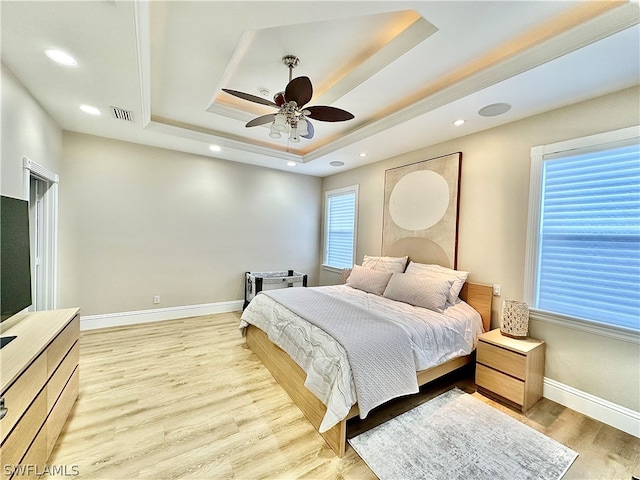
{"left": 322, "top": 185, "right": 358, "bottom": 273}
{"left": 524, "top": 126, "right": 640, "bottom": 343}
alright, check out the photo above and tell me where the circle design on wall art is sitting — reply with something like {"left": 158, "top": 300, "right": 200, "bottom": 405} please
{"left": 389, "top": 170, "right": 450, "bottom": 231}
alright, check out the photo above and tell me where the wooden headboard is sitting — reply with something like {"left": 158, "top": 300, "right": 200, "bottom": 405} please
{"left": 459, "top": 282, "right": 492, "bottom": 332}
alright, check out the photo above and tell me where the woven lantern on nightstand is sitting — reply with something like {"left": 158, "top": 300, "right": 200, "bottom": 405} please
{"left": 500, "top": 300, "right": 529, "bottom": 339}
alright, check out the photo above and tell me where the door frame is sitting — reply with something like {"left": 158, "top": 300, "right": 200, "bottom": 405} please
{"left": 23, "top": 156, "right": 59, "bottom": 311}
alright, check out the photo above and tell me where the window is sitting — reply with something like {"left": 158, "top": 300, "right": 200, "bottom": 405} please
{"left": 323, "top": 185, "right": 358, "bottom": 270}
{"left": 525, "top": 126, "right": 639, "bottom": 335}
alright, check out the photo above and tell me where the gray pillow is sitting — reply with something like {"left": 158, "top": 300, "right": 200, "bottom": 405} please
{"left": 362, "top": 255, "right": 408, "bottom": 273}
{"left": 383, "top": 272, "right": 452, "bottom": 312}
{"left": 346, "top": 264, "right": 393, "bottom": 295}
{"left": 405, "top": 262, "right": 469, "bottom": 304}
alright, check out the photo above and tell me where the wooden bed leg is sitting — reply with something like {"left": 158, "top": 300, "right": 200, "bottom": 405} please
{"left": 320, "top": 419, "right": 347, "bottom": 457}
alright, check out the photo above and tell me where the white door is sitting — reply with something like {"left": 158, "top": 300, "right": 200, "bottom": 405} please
{"left": 29, "top": 175, "right": 48, "bottom": 311}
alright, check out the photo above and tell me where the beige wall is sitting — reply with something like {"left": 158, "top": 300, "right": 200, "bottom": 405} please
{"left": 1, "top": 66, "right": 322, "bottom": 318}
{"left": 1, "top": 64, "right": 63, "bottom": 198}
{"left": 320, "top": 86, "right": 640, "bottom": 411}
{"left": 59, "top": 132, "right": 322, "bottom": 316}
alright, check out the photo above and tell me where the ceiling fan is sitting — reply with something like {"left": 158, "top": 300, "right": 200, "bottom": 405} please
{"left": 222, "top": 55, "right": 354, "bottom": 142}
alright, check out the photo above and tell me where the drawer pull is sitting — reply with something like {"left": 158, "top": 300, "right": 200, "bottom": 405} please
{"left": 0, "top": 398, "right": 7, "bottom": 420}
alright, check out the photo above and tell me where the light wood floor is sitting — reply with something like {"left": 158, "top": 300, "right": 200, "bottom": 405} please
{"left": 44, "top": 312, "right": 639, "bottom": 479}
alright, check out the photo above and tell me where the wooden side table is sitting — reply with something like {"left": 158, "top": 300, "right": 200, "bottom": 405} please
{"left": 475, "top": 328, "right": 545, "bottom": 412}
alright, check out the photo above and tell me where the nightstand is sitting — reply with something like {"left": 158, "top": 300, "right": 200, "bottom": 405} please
{"left": 475, "top": 329, "right": 545, "bottom": 412}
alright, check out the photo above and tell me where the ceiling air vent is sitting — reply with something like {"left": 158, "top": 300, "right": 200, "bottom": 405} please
{"left": 109, "top": 106, "right": 134, "bottom": 122}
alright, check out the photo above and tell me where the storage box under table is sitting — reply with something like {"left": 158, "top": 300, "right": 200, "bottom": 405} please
{"left": 244, "top": 270, "right": 307, "bottom": 309}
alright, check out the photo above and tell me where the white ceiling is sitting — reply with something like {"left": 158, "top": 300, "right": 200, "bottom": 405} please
{"left": 2, "top": 1, "right": 639, "bottom": 177}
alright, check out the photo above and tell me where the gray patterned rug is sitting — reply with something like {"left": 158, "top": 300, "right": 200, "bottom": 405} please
{"left": 349, "top": 388, "right": 577, "bottom": 480}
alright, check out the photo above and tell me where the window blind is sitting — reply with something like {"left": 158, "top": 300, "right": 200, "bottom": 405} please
{"left": 537, "top": 143, "right": 640, "bottom": 330}
{"left": 325, "top": 191, "right": 356, "bottom": 269}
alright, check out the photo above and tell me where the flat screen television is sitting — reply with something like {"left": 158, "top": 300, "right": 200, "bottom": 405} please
{"left": 1, "top": 195, "right": 33, "bottom": 348}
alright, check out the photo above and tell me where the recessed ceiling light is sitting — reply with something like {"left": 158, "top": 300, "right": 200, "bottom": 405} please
{"left": 287, "top": 161, "right": 297, "bottom": 167}
{"left": 330, "top": 161, "right": 345, "bottom": 167}
{"left": 453, "top": 119, "right": 466, "bottom": 126}
{"left": 45, "top": 49, "right": 77, "bottom": 66}
{"left": 359, "top": 153, "right": 367, "bottom": 157}
{"left": 478, "top": 103, "right": 511, "bottom": 117}
{"left": 79, "top": 105, "right": 101, "bottom": 116}
{"left": 209, "top": 145, "right": 221, "bottom": 152}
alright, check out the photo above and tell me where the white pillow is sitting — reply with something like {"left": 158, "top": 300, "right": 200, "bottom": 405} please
{"left": 346, "top": 264, "right": 393, "bottom": 295}
{"left": 362, "top": 255, "right": 408, "bottom": 273}
{"left": 383, "top": 272, "right": 452, "bottom": 313}
{"left": 405, "top": 262, "right": 469, "bottom": 304}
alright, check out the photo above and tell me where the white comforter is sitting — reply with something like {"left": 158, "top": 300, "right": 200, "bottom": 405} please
{"left": 239, "top": 284, "right": 483, "bottom": 432}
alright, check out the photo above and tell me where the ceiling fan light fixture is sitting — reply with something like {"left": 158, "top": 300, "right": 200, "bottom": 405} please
{"left": 269, "top": 125, "right": 282, "bottom": 138}
{"left": 274, "top": 113, "right": 287, "bottom": 131}
{"left": 289, "top": 127, "right": 300, "bottom": 143}
{"left": 297, "top": 117, "right": 308, "bottom": 136}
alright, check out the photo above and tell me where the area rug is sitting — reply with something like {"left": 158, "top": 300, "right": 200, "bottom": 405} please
{"left": 348, "top": 388, "right": 577, "bottom": 480}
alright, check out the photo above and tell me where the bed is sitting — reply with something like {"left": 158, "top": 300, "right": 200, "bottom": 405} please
{"left": 240, "top": 259, "right": 492, "bottom": 457}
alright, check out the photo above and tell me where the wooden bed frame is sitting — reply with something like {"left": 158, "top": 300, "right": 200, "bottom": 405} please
{"left": 245, "top": 281, "right": 493, "bottom": 457}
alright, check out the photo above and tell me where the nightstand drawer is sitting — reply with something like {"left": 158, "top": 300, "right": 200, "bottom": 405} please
{"left": 477, "top": 341, "right": 526, "bottom": 380}
{"left": 476, "top": 364, "right": 524, "bottom": 405}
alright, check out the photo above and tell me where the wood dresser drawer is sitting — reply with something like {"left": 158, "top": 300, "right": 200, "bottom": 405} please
{"left": 47, "top": 368, "right": 79, "bottom": 456}
{"left": 47, "top": 315, "right": 79, "bottom": 377}
{"left": 0, "top": 389, "right": 47, "bottom": 480}
{"left": 477, "top": 341, "right": 526, "bottom": 380}
{"left": 18, "top": 426, "right": 47, "bottom": 480}
{"left": 476, "top": 364, "right": 524, "bottom": 405}
{"left": 0, "top": 355, "right": 47, "bottom": 443}
{"left": 47, "top": 343, "right": 79, "bottom": 413}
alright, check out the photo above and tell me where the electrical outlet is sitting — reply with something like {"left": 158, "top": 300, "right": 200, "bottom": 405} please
{"left": 153, "top": 295, "right": 160, "bottom": 304}
{"left": 492, "top": 284, "right": 501, "bottom": 296}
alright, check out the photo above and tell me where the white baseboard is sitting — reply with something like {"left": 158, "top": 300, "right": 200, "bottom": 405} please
{"left": 80, "top": 300, "right": 244, "bottom": 331}
{"left": 544, "top": 377, "right": 640, "bottom": 438}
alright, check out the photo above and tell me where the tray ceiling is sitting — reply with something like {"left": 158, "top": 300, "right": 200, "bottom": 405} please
{"left": 1, "top": 1, "right": 638, "bottom": 176}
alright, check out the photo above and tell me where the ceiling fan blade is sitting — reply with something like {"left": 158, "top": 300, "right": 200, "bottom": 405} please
{"left": 301, "top": 120, "right": 314, "bottom": 139}
{"left": 284, "top": 76, "right": 313, "bottom": 107}
{"left": 245, "top": 114, "right": 276, "bottom": 127}
{"left": 222, "top": 89, "right": 278, "bottom": 108}
{"left": 306, "top": 105, "right": 354, "bottom": 122}
{"left": 274, "top": 91, "right": 286, "bottom": 107}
